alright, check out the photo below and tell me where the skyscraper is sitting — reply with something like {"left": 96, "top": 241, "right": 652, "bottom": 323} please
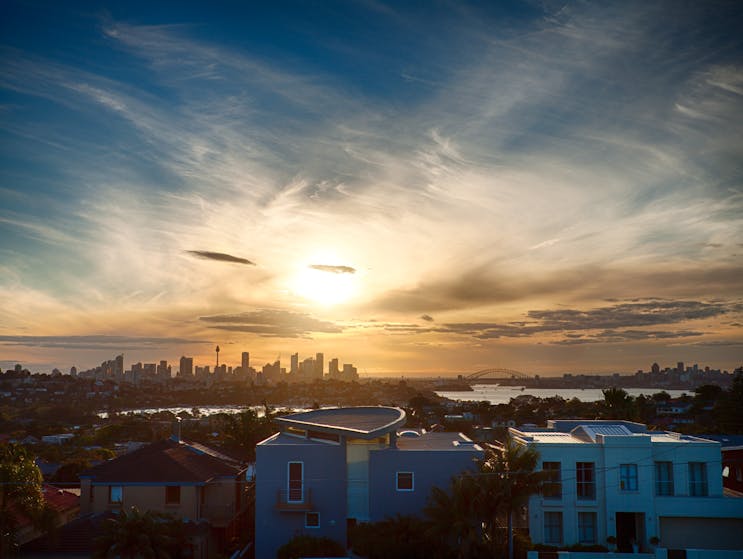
{"left": 179, "top": 356, "right": 193, "bottom": 378}
{"left": 290, "top": 352, "right": 299, "bottom": 376}
{"left": 315, "top": 353, "right": 324, "bottom": 378}
{"left": 329, "top": 358, "right": 339, "bottom": 378}
{"left": 242, "top": 352, "right": 250, "bottom": 371}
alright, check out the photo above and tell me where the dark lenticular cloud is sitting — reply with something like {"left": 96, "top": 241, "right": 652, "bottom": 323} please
{"left": 186, "top": 250, "right": 255, "bottom": 265}
{"left": 309, "top": 264, "right": 356, "bottom": 274}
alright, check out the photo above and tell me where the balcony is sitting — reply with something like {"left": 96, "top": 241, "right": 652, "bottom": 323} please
{"left": 275, "top": 488, "right": 313, "bottom": 511}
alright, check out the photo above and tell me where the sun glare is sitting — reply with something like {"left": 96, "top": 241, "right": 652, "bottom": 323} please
{"left": 292, "top": 266, "right": 358, "bottom": 305}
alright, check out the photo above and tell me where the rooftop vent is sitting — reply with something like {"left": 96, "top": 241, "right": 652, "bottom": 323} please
{"left": 399, "top": 430, "right": 421, "bottom": 438}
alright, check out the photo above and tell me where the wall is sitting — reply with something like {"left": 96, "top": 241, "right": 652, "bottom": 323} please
{"left": 85, "top": 483, "right": 200, "bottom": 519}
{"left": 255, "top": 434, "right": 347, "bottom": 559}
{"left": 368, "top": 446, "right": 480, "bottom": 520}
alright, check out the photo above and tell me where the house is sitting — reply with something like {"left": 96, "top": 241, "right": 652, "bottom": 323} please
{"left": 79, "top": 425, "right": 251, "bottom": 557}
{"left": 255, "top": 406, "right": 482, "bottom": 558}
{"left": 511, "top": 420, "right": 743, "bottom": 553}
{"left": 12, "top": 484, "right": 79, "bottom": 548}
{"left": 699, "top": 435, "right": 743, "bottom": 494}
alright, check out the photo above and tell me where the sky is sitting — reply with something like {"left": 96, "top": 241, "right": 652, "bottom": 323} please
{"left": 1, "top": 1, "right": 742, "bottom": 376}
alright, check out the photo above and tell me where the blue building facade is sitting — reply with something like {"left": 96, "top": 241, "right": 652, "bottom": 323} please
{"left": 255, "top": 407, "right": 482, "bottom": 558}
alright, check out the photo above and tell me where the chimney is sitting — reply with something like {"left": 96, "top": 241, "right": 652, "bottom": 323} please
{"left": 171, "top": 418, "right": 182, "bottom": 443}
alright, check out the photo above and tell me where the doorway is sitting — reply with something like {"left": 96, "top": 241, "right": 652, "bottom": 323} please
{"left": 616, "top": 512, "right": 645, "bottom": 552}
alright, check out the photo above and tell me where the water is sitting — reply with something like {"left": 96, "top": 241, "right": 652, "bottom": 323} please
{"left": 97, "top": 405, "right": 266, "bottom": 419}
{"left": 435, "top": 385, "right": 690, "bottom": 405}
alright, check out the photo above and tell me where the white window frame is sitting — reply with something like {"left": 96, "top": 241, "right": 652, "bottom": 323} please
{"left": 109, "top": 485, "right": 123, "bottom": 504}
{"left": 544, "top": 511, "right": 562, "bottom": 545}
{"left": 577, "top": 511, "right": 597, "bottom": 544}
{"left": 542, "top": 461, "right": 562, "bottom": 500}
{"left": 305, "top": 511, "right": 320, "bottom": 528}
{"left": 655, "top": 461, "right": 674, "bottom": 496}
{"left": 689, "top": 462, "right": 708, "bottom": 496}
{"left": 396, "top": 471, "right": 414, "bottom": 492}
{"left": 288, "top": 461, "right": 304, "bottom": 503}
{"left": 619, "top": 464, "right": 638, "bottom": 491}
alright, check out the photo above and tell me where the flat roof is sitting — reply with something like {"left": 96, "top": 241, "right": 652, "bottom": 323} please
{"left": 512, "top": 422, "right": 719, "bottom": 445}
{"left": 275, "top": 406, "right": 406, "bottom": 439}
{"left": 395, "top": 431, "right": 483, "bottom": 452}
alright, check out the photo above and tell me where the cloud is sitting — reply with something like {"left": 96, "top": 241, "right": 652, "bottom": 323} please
{"left": 185, "top": 251, "right": 255, "bottom": 265}
{"left": 434, "top": 299, "right": 735, "bottom": 341}
{"left": 200, "top": 309, "right": 342, "bottom": 338}
{"left": 309, "top": 264, "right": 356, "bottom": 274}
{"left": 0, "top": 335, "right": 210, "bottom": 350}
{"left": 420, "top": 314, "right": 434, "bottom": 322}
{"left": 550, "top": 329, "right": 704, "bottom": 345}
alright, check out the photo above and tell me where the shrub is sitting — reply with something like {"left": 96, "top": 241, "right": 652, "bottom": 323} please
{"left": 276, "top": 535, "right": 346, "bottom": 559}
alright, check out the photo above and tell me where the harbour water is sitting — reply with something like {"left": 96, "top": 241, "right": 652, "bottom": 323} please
{"left": 435, "top": 385, "right": 690, "bottom": 405}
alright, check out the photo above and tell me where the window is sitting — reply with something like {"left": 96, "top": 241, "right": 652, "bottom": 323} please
{"left": 576, "top": 462, "right": 595, "bottom": 500}
{"left": 108, "top": 485, "right": 122, "bottom": 504}
{"left": 620, "top": 464, "right": 638, "bottom": 491}
{"left": 288, "top": 462, "right": 303, "bottom": 502}
{"left": 578, "top": 512, "right": 597, "bottom": 544}
{"left": 165, "top": 485, "right": 181, "bottom": 505}
{"left": 544, "top": 511, "right": 562, "bottom": 545}
{"left": 689, "top": 462, "right": 708, "bottom": 496}
{"left": 396, "top": 472, "right": 414, "bottom": 491}
{"left": 305, "top": 512, "right": 320, "bottom": 528}
{"left": 542, "top": 462, "right": 562, "bottom": 500}
{"left": 655, "top": 461, "right": 674, "bottom": 496}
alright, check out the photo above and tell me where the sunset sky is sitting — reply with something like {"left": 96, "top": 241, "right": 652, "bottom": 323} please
{"left": 1, "top": 1, "right": 741, "bottom": 376}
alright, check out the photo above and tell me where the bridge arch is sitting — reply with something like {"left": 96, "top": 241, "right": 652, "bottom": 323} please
{"left": 464, "top": 368, "right": 530, "bottom": 380}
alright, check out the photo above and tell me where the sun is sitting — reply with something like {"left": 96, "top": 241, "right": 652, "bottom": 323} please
{"left": 291, "top": 266, "right": 358, "bottom": 306}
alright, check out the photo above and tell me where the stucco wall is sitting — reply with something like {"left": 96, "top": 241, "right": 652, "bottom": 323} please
{"left": 255, "top": 437, "right": 347, "bottom": 559}
{"left": 367, "top": 446, "right": 480, "bottom": 520}
{"left": 85, "top": 482, "right": 200, "bottom": 519}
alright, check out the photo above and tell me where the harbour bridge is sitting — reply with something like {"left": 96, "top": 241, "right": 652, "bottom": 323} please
{"left": 462, "top": 368, "right": 532, "bottom": 383}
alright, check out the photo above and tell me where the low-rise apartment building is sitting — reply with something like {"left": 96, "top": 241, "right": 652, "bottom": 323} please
{"left": 255, "top": 406, "right": 482, "bottom": 558}
{"left": 511, "top": 420, "right": 743, "bottom": 553}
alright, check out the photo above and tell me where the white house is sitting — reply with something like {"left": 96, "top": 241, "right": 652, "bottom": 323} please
{"left": 510, "top": 420, "right": 743, "bottom": 553}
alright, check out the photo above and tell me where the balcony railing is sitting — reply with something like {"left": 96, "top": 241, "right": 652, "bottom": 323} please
{"left": 275, "top": 488, "right": 313, "bottom": 511}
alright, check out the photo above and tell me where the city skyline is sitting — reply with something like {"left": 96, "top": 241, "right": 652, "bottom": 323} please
{"left": 1, "top": 2, "right": 742, "bottom": 376}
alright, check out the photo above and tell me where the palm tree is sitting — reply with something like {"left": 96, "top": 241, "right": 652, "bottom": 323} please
{"left": 479, "top": 438, "right": 544, "bottom": 559}
{"left": 425, "top": 472, "right": 487, "bottom": 559}
{"left": 94, "top": 507, "right": 175, "bottom": 559}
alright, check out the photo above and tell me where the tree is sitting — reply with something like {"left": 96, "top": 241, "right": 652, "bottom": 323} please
{"left": 480, "top": 439, "right": 544, "bottom": 559}
{"left": 602, "top": 387, "right": 634, "bottom": 419}
{"left": 350, "top": 515, "right": 440, "bottom": 559}
{"left": 0, "top": 444, "right": 45, "bottom": 555}
{"left": 425, "top": 473, "right": 488, "bottom": 559}
{"left": 93, "top": 507, "right": 183, "bottom": 559}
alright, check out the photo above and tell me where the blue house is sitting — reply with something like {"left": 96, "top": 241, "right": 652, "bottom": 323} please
{"left": 255, "top": 406, "right": 482, "bottom": 558}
